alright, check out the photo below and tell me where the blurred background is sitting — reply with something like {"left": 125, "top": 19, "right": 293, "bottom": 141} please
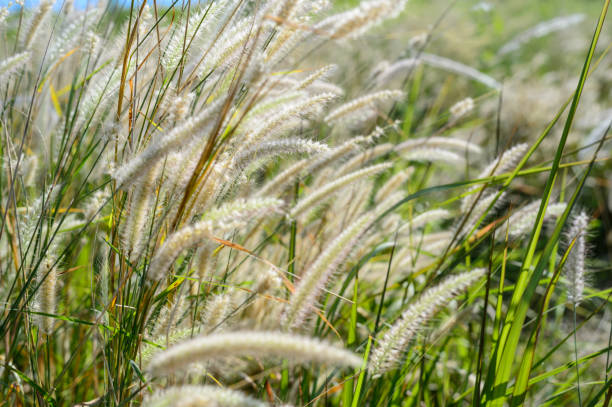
{"left": 335, "top": 0, "right": 612, "bottom": 289}
{"left": 1, "top": 0, "right": 609, "bottom": 296}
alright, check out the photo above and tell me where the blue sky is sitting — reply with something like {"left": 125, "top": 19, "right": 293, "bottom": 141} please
{"left": 0, "top": 0, "right": 179, "bottom": 9}
{"left": 1, "top": 0, "right": 91, "bottom": 7}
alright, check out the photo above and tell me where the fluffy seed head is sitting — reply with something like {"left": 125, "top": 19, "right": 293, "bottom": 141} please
{"left": 370, "top": 268, "right": 485, "bottom": 375}
{"left": 564, "top": 211, "right": 589, "bottom": 305}
{"left": 314, "top": 0, "right": 408, "bottom": 40}
{"left": 147, "top": 331, "right": 362, "bottom": 375}
{"left": 32, "top": 255, "right": 59, "bottom": 334}
{"left": 325, "top": 90, "right": 404, "bottom": 125}
{"left": 396, "top": 136, "right": 481, "bottom": 155}
{"left": 144, "top": 385, "right": 268, "bottom": 407}
{"left": 449, "top": 97, "right": 475, "bottom": 120}
{"left": 0, "top": 51, "right": 31, "bottom": 82}
{"left": 507, "top": 201, "right": 567, "bottom": 239}
{"left": 290, "top": 163, "right": 391, "bottom": 219}
{"left": 148, "top": 198, "right": 283, "bottom": 280}
{"left": 419, "top": 53, "right": 501, "bottom": 90}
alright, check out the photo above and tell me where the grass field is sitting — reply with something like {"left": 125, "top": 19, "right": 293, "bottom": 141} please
{"left": 0, "top": 0, "right": 611, "bottom": 406}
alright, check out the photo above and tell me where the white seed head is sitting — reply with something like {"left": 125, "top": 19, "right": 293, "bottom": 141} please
{"left": 564, "top": 211, "right": 589, "bottom": 305}
{"left": 400, "top": 148, "right": 465, "bottom": 166}
{"left": 314, "top": 0, "right": 408, "bottom": 40}
{"left": 325, "top": 90, "right": 404, "bottom": 125}
{"left": 396, "top": 136, "right": 481, "bottom": 155}
{"left": 370, "top": 268, "right": 485, "bottom": 375}
{"left": 144, "top": 386, "right": 268, "bottom": 407}
{"left": 32, "top": 255, "right": 59, "bottom": 334}
{"left": 375, "top": 167, "right": 414, "bottom": 203}
{"left": 419, "top": 53, "right": 501, "bottom": 90}
{"left": 498, "top": 14, "right": 585, "bottom": 56}
{"left": 507, "top": 201, "right": 567, "bottom": 239}
{"left": 148, "top": 198, "right": 283, "bottom": 280}
{"left": 290, "top": 163, "right": 391, "bottom": 219}
{"left": 0, "top": 51, "right": 31, "bottom": 82}
{"left": 449, "top": 97, "right": 475, "bottom": 120}
{"left": 461, "top": 143, "right": 529, "bottom": 212}
{"left": 147, "top": 331, "right": 362, "bottom": 375}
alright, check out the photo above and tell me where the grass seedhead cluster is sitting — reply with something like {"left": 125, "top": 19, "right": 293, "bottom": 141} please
{"left": 0, "top": 0, "right": 611, "bottom": 405}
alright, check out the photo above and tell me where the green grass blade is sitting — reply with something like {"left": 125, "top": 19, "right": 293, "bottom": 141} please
{"left": 351, "top": 335, "right": 372, "bottom": 407}
{"left": 510, "top": 238, "right": 575, "bottom": 405}
{"left": 485, "top": 2, "right": 610, "bottom": 405}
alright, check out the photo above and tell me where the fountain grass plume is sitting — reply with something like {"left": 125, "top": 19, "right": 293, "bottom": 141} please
{"left": 147, "top": 331, "right": 362, "bottom": 375}
{"left": 369, "top": 268, "right": 485, "bottom": 376}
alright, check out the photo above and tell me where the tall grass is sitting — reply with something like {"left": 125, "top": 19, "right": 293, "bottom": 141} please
{"left": 0, "top": 0, "right": 610, "bottom": 406}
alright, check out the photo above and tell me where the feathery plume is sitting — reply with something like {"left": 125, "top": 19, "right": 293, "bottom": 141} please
{"left": 564, "top": 211, "right": 589, "bottom": 305}
{"left": 244, "top": 91, "right": 304, "bottom": 121}
{"left": 147, "top": 331, "right": 362, "bottom": 374}
{"left": 337, "top": 143, "right": 394, "bottom": 175}
{"left": 202, "top": 293, "right": 235, "bottom": 332}
{"left": 162, "top": 8, "right": 209, "bottom": 73}
{"left": 400, "top": 148, "right": 465, "bottom": 165}
{"left": 375, "top": 167, "right": 414, "bottom": 202}
{"left": 256, "top": 137, "right": 364, "bottom": 198}
{"left": 290, "top": 162, "right": 391, "bottom": 218}
{"left": 370, "top": 268, "right": 485, "bottom": 376}
{"left": 144, "top": 386, "right": 268, "bottom": 407}
{"left": 449, "top": 97, "right": 475, "bottom": 120}
{"left": 284, "top": 195, "right": 399, "bottom": 330}
{"left": 498, "top": 14, "right": 585, "bottom": 55}
{"left": 231, "top": 138, "right": 329, "bottom": 175}
{"left": 314, "top": 0, "right": 407, "bottom": 40}
{"left": 419, "top": 53, "right": 501, "bottom": 90}
{"left": 47, "top": 9, "right": 100, "bottom": 65}
{"left": 32, "top": 255, "right": 59, "bottom": 334}
{"left": 476, "top": 143, "right": 529, "bottom": 180}
{"left": 325, "top": 90, "right": 404, "bottom": 125}
{"left": 283, "top": 211, "right": 375, "bottom": 330}
{"left": 396, "top": 136, "right": 481, "bottom": 155}
{"left": 460, "top": 191, "right": 507, "bottom": 235}
{"left": 0, "top": 51, "right": 31, "bottom": 82}
{"left": 159, "top": 91, "right": 195, "bottom": 123}
{"left": 255, "top": 159, "right": 311, "bottom": 198}
{"left": 76, "top": 66, "right": 121, "bottom": 130}
{"left": 310, "top": 136, "right": 369, "bottom": 169}
{"left": 151, "top": 296, "right": 187, "bottom": 339}
{"left": 461, "top": 143, "right": 529, "bottom": 212}
{"left": 114, "top": 99, "right": 223, "bottom": 187}
{"left": 372, "top": 58, "right": 421, "bottom": 88}
{"left": 296, "top": 65, "right": 337, "bottom": 90}
{"left": 196, "top": 14, "right": 260, "bottom": 77}
{"left": 148, "top": 198, "right": 283, "bottom": 280}
{"left": 123, "top": 164, "right": 160, "bottom": 262}
{"left": 247, "top": 93, "right": 338, "bottom": 143}
{"left": 82, "top": 189, "right": 110, "bottom": 221}
{"left": 507, "top": 201, "right": 567, "bottom": 239}
{"left": 21, "top": 0, "right": 53, "bottom": 49}
{"left": 267, "top": 0, "right": 302, "bottom": 21}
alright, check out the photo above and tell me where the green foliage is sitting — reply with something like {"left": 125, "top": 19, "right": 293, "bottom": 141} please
{"left": 0, "top": 0, "right": 611, "bottom": 406}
